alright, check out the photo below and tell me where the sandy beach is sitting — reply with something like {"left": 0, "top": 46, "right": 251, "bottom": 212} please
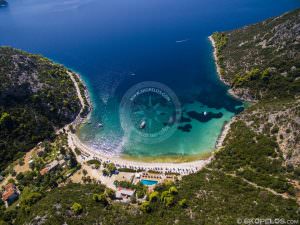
{"left": 68, "top": 132, "right": 212, "bottom": 175}
{"left": 66, "top": 71, "right": 212, "bottom": 175}
{"left": 64, "top": 37, "right": 245, "bottom": 175}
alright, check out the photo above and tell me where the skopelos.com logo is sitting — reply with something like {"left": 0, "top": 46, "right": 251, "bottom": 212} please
{"left": 119, "top": 81, "right": 181, "bottom": 144}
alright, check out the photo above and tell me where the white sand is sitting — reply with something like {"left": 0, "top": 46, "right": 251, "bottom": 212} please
{"left": 66, "top": 57, "right": 216, "bottom": 176}
{"left": 68, "top": 132, "right": 212, "bottom": 175}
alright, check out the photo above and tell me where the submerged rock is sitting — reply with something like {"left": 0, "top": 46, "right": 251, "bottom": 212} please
{"left": 187, "top": 111, "right": 223, "bottom": 122}
{"left": 0, "top": 0, "right": 8, "bottom": 7}
{"left": 178, "top": 124, "right": 192, "bottom": 132}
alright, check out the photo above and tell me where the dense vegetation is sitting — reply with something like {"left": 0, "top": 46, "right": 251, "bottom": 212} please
{"left": 0, "top": 47, "right": 81, "bottom": 170}
{"left": 212, "top": 8, "right": 300, "bottom": 166}
{"left": 212, "top": 8, "right": 300, "bottom": 100}
{"left": 1, "top": 121, "right": 298, "bottom": 225}
{"left": 6, "top": 158, "right": 299, "bottom": 225}
{"left": 0, "top": 9, "right": 299, "bottom": 225}
{"left": 211, "top": 121, "right": 295, "bottom": 194}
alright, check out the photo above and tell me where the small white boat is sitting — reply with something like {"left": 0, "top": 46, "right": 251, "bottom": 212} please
{"left": 204, "top": 111, "right": 207, "bottom": 116}
{"left": 97, "top": 123, "right": 103, "bottom": 128}
{"left": 168, "top": 116, "right": 174, "bottom": 124}
{"left": 139, "top": 120, "right": 146, "bottom": 129}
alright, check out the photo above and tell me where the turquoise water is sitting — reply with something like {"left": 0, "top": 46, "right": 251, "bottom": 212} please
{"left": 1, "top": 0, "right": 299, "bottom": 159}
{"left": 141, "top": 179, "right": 158, "bottom": 186}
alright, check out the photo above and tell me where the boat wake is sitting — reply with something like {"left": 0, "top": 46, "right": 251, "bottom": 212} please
{"left": 176, "top": 39, "right": 190, "bottom": 43}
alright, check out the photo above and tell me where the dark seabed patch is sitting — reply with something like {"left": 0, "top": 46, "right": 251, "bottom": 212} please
{"left": 178, "top": 124, "right": 192, "bottom": 132}
{"left": 187, "top": 111, "right": 223, "bottom": 122}
{"left": 180, "top": 116, "right": 192, "bottom": 123}
{"left": 2, "top": 0, "right": 298, "bottom": 157}
{"left": 195, "top": 92, "right": 243, "bottom": 113}
{"left": 0, "top": 0, "right": 7, "bottom": 7}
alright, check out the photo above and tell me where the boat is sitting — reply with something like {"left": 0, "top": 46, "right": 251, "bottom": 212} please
{"left": 204, "top": 111, "right": 207, "bottom": 116}
{"left": 97, "top": 123, "right": 103, "bottom": 128}
{"left": 168, "top": 116, "right": 174, "bottom": 124}
{"left": 139, "top": 120, "right": 146, "bottom": 129}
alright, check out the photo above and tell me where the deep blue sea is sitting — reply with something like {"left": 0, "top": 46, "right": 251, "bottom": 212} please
{"left": 1, "top": 0, "right": 299, "bottom": 159}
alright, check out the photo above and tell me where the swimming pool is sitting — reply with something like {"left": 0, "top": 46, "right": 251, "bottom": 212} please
{"left": 141, "top": 179, "right": 158, "bottom": 186}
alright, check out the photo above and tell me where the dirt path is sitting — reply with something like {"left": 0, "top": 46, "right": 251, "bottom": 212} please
{"left": 206, "top": 167, "right": 295, "bottom": 201}
{"left": 68, "top": 72, "right": 86, "bottom": 111}
{"left": 14, "top": 148, "right": 36, "bottom": 174}
{"left": 0, "top": 147, "right": 37, "bottom": 188}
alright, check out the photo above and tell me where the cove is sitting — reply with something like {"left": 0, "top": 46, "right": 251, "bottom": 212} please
{"left": 1, "top": 0, "right": 299, "bottom": 160}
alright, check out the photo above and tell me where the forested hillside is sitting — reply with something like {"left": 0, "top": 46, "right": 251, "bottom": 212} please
{"left": 212, "top": 9, "right": 300, "bottom": 166}
{"left": 0, "top": 47, "right": 81, "bottom": 170}
{"left": 0, "top": 9, "right": 299, "bottom": 225}
{"left": 212, "top": 8, "right": 300, "bottom": 101}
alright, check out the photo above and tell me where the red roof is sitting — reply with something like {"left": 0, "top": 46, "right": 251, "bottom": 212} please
{"left": 4, "top": 183, "right": 15, "bottom": 190}
{"left": 40, "top": 167, "right": 49, "bottom": 175}
{"left": 2, "top": 183, "right": 18, "bottom": 201}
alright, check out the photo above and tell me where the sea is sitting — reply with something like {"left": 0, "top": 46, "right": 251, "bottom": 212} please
{"left": 1, "top": 0, "right": 299, "bottom": 160}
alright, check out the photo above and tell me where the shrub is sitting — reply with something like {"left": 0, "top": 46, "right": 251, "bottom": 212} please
{"left": 105, "top": 188, "right": 115, "bottom": 200}
{"left": 149, "top": 191, "right": 159, "bottom": 202}
{"left": 74, "top": 148, "right": 81, "bottom": 155}
{"left": 136, "top": 190, "right": 146, "bottom": 199}
{"left": 160, "top": 191, "right": 170, "bottom": 202}
{"left": 169, "top": 186, "right": 178, "bottom": 195}
{"left": 102, "top": 169, "right": 109, "bottom": 176}
{"left": 71, "top": 202, "right": 83, "bottom": 215}
{"left": 87, "top": 160, "right": 101, "bottom": 166}
{"left": 179, "top": 199, "right": 188, "bottom": 208}
{"left": 164, "top": 196, "right": 175, "bottom": 207}
{"left": 140, "top": 201, "right": 151, "bottom": 213}
{"left": 93, "top": 193, "right": 108, "bottom": 206}
{"left": 107, "top": 163, "right": 116, "bottom": 174}
{"left": 21, "top": 192, "right": 42, "bottom": 207}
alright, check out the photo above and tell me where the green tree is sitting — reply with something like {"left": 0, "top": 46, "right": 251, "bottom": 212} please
{"left": 169, "top": 186, "right": 178, "bottom": 195}
{"left": 136, "top": 190, "right": 146, "bottom": 199}
{"left": 20, "top": 192, "right": 42, "bottom": 207}
{"left": 102, "top": 169, "right": 109, "bottom": 176}
{"left": 164, "top": 196, "right": 175, "bottom": 207}
{"left": 98, "top": 193, "right": 108, "bottom": 206}
{"left": 140, "top": 201, "right": 151, "bottom": 213}
{"left": 149, "top": 191, "right": 160, "bottom": 202}
{"left": 179, "top": 199, "right": 188, "bottom": 208}
{"left": 105, "top": 188, "right": 115, "bottom": 199}
{"left": 71, "top": 202, "right": 83, "bottom": 215}
{"left": 107, "top": 163, "right": 116, "bottom": 175}
{"left": 93, "top": 193, "right": 108, "bottom": 206}
{"left": 0, "top": 112, "right": 10, "bottom": 125}
{"left": 160, "top": 191, "right": 170, "bottom": 201}
{"left": 7, "top": 178, "right": 15, "bottom": 184}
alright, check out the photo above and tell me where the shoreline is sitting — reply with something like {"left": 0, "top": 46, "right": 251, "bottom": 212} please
{"left": 209, "top": 35, "right": 229, "bottom": 85}
{"left": 208, "top": 35, "right": 245, "bottom": 101}
{"left": 66, "top": 71, "right": 212, "bottom": 174}
{"left": 64, "top": 36, "right": 241, "bottom": 171}
{"left": 67, "top": 71, "right": 93, "bottom": 128}
{"left": 209, "top": 35, "right": 241, "bottom": 148}
{"left": 209, "top": 35, "right": 257, "bottom": 103}
{"left": 68, "top": 132, "right": 212, "bottom": 174}
{"left": 215, "top": 118, "right": 235, "bottom": 148}
{"left": 121, "top": 151, "right": 212, "bottom": 163}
